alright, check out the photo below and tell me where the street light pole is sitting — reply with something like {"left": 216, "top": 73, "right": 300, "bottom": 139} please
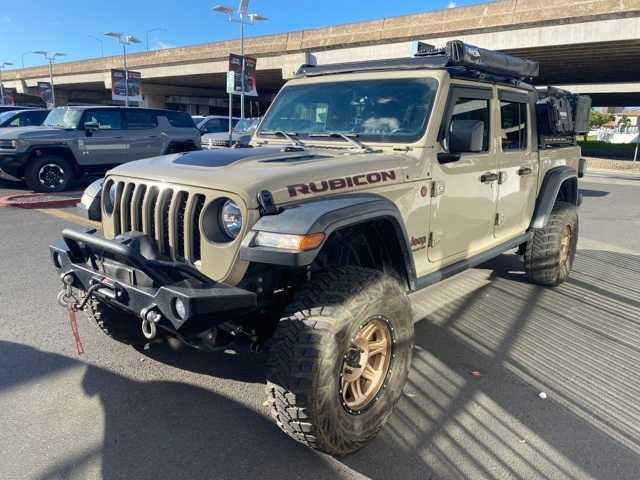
{"left": 105, "top": 32, "right": 142, "bottom": 108}
{"left": 145, "top": 28, "right": 167, "bottom": 51}
{"left": 213, "top": 1, "right": 267, "bottom": 119}
{"left": 33, "top": 52, "right": 65, "bottom": 107}
{"left": 0, "top": 62, "right": 13, "bottom": 105}
{"left": 88, "top": 36, "right": 104, "bottom": 56}
{"left": 21, "top": 52, "right": 32, "bottom": 69}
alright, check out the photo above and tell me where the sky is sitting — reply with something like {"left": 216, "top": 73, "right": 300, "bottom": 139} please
{"left": 0, "top": 0, "right": 486, "bottom": 69}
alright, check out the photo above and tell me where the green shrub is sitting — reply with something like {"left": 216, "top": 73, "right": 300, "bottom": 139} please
{"left": 577, "top": 140, "right": 638, "bottom": 159}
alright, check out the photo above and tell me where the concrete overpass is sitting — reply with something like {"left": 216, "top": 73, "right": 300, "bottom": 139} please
{"left": 3, "top": 0, "right": 640, "bottom": 112}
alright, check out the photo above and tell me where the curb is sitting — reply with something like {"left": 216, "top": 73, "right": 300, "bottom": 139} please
{"left": 584, "top": 157, "right": 640, "bottom": 172}
{"left": 0, "top": 192, "right": 82, "bottom": 209}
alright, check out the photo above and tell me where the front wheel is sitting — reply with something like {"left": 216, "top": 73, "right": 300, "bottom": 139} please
{"left": 524, "top": 201, "right": 579, "bottom": 286}
{"left": 266, "top": 266, "right": 414, "bottom": 456}
{"left": 25, "top": 155, "right": 75, "bottom": 192}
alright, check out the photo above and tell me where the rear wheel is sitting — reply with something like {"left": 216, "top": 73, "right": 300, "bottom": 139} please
{"left": 266, "top": 266, "right": 414, "bottom": 456}
{"left": 524, "top": 201, "right": 578, "bottom": 286}
{"left": 25, "top": 154, "right": 75, "bottom": 192}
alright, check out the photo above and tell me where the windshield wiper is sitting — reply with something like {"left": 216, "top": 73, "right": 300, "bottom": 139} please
{"left": 309, "top": 132, "right": 372, "bottom": 152}
{"left": 260, "top": 130, "right": 306, "bottom": 150}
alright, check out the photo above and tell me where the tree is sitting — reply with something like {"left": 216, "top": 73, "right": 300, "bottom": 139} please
{"left": 589, "top": 111, "right": 614, "bottom": 129}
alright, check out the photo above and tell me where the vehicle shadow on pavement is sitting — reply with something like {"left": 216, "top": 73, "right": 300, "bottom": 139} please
{"left": 345, "top": 250, "right": 640, "bottom": 479}
{"left": 0, "top": 341, "right": 338, "bottom": 480}
{"left": 136, "top": 342, "right": 267, "bottom": 384}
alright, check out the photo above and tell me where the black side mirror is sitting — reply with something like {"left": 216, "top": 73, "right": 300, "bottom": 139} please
{"left": 84, "top": 121, "right": 99, "bottom": 136}
{"left": 449, "top": 119, "right": 485, "bottom": 154}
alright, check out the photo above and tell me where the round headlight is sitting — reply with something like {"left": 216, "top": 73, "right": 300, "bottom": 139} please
{"left": 220, "top": 199, "right": 242, "bottom": 239}
{"left": 104, "top": 181, "right": 117, "bottom": 215}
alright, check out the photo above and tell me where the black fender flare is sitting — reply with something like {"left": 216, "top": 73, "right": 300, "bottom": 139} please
{"left": 239, "top": 193, "right": 417, "bottom": 287}
{"left": 530, "top": 166, "right": 578, "bottom": 229}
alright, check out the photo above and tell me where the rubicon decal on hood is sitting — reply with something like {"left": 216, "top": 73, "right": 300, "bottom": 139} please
{"left": 287, "top": 170, "right": 397, "bottom": 197}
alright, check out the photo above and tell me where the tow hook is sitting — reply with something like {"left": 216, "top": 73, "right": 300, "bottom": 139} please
{"left": 141, "top": 309, "right": 162, "bottom": 340}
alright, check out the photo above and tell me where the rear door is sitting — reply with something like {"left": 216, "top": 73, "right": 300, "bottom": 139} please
{"left": 428, "top": 85, "right": 499, "bottom": 263}
{"left": 123, "top": 109, "right": 162, "bottom": 159}
{"left": 78, "top": 109, "right": 129, "bottom": 165}
{"left": 494, "top": 90, "right": 538, "bottom": 240}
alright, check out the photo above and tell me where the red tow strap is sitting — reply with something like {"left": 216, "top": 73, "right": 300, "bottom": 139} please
{"left": 67, "top": 306, "right": 85, "bottom": 355}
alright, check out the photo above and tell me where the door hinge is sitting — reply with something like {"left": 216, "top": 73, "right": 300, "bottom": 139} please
{"left": 495, "top": 212, "right": 505, "bottom": 226}
{"left": 428, "top": 231, "right": 442, "bottom": 248}
{"left": 431, "top": 181, "right": 445, "bottom": 197}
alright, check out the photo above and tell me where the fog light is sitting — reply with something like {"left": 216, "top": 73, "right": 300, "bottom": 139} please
{"left": 174, "top": 298, "right": 187, "bottom": 320}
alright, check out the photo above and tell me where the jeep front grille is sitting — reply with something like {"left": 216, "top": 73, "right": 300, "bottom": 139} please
{"left": 108, "top": 180, "right": 206, "bottom": 264}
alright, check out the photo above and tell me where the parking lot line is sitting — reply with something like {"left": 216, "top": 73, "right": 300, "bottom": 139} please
{"left": 37, "top": 208, "right": 101, "bottom": 230}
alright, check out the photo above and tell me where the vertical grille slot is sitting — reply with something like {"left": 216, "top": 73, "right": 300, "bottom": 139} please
{"left": 113, "top": 182, "right": 125, "bottom": 237}
{"left": 174, "top": 192, "right": 189, "bottom": 259}
{"left": 131, "top": 184, "right": 147, "bottom": 232}
{"left": 191, "top": 195, "right": 205, "bottom": 263}
{"left": 120, "top": 183, "right": 135, "bottom": 234}
{"left": 158, "top": 189, "right": 174, "bottom": 257}
{"left": 143, "top": 187, "right": 159, "bottom": 243}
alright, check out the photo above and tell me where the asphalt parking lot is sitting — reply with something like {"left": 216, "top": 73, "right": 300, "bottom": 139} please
{"left": 1, "top": 170, "right": 639, "bottom": 480}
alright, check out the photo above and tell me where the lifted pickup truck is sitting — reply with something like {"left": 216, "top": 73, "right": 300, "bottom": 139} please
{"left": 50, "top": 41, "right": 588, "bottom": 456}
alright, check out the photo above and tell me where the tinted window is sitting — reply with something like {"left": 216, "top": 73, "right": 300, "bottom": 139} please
{"left": 259, "top": 79, "right": 438, "bottom": 143}
{"left": 450, "top": 97, "right": 491, "bottom": 152}
{"left": 164, "top": 111, "right": 196, "bottom": 128}
{"left": 202, "top": 118, "right": 227, "bottom": 133}
{"left": 21, "top": 111, "right": 48, "bottom": 126}
{"left": 500, "top": 101, "right": 528, "bottom": 150}
{"left": 125, "top": 109, "right": 157, "bottom": 129}
{"left": 83, "top": 109, "right": 123, "bottom": 130}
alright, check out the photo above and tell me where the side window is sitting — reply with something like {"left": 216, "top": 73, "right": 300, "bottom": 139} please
{"left": 84, "top": 110, "right": 123, "bottom": 130}
{"left": 23, "top": 111, "right": 47, "bottom": 126}
{"left": 164, "top": 111, "right": 196, "bottom": 128}
{"left": 8, "top": 115, "right": 22, "bottom": 127}
{"left": 500, "top": 101, "right": 528, "bottom": 151}
{"left": 449, "top": 97, "right": 491, "bottom": 152}
{"left": 202, "top": 118, "right": 226, "bottom": 133}
{"left": 125, "top": 109, "right": 158, "bottom": 130}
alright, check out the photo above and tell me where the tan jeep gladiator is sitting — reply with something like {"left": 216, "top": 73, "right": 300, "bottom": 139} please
{"left": 51, "top": 41, "right": 589, "bottom": 456}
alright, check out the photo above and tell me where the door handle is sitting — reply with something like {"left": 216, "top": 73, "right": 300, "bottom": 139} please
{"left": 517, "top": 167, "right": 533, "bottom": 176}
{"left": 480, "top": 172, "right": 499, "bottom": 183}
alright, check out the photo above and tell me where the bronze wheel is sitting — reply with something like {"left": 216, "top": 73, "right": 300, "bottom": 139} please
{"left": 340, "top": 316, "right": 393, "bottom": 414}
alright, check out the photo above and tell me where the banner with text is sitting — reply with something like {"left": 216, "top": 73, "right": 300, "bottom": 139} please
{"left": 228, "top": 54, "right": 257, "bottom": 97}
{"left": 111, "top": 69, "right": 142, "bottom": 103}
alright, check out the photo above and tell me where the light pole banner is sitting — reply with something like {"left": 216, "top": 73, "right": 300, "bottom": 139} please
{"left": 111, "top": 69, "right": 142, "bottom": 103}
{"left": 228, "top": 54, "right": 258, "bottom": 97}
{"left": 37, "top": 82, "right": 53, "bottom": 106}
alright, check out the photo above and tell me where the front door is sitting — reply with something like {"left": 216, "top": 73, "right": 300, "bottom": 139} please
{"left": 78, "top": 109, "right": 130, "bottom": 165}
{"left": 494, "top": 90, "right": 538, "bottom": 240}
{"left": 428, "top": 86, "right": 499, "bottom": 263}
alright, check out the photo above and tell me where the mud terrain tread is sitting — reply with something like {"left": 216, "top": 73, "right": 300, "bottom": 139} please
{"left": 266, "top": 266, "right": 412, "bottom": 456}
{"left": 524, "top": 201, "right": 578, "bottom": 286}
{"left": 85, "top": 298, "right": 148, "bottom": 346}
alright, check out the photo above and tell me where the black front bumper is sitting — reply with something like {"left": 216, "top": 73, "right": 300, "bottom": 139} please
{"left": 50, "top": 228, "right": 257, "bottom": 331}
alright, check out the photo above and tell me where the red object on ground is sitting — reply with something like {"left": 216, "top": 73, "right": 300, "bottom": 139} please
{"left": 0, "top": 191, "right": 82, "bottom": 209}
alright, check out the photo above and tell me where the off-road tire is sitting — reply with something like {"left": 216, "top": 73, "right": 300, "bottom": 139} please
{"left": 85, "top": 298, "right": 148, "bottom": 346}
{"left": 266, "top": 266, "right": 414, "bottom": 456}
{"left": 524, "top": 201, "right": 578, "bottom": 286}
{"left": 25, "top": 154, "right": 75, "bottom": 193}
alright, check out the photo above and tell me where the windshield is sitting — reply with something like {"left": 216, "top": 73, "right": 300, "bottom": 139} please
{"left": 259, "top": 78, "right": 438, "bottom": 143}
{"left": 233, "top": 118, "right": 259, "bottom": 133}
{"left": 0, "top": 111, "right": 17, "bottom": 124}
{"left": 43, "top": 108, "right": 83, "bottom": 129}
